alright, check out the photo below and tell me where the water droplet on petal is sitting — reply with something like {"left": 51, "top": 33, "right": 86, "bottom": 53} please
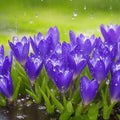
{"left": 115, "top": 83, "right": 118, "bottom": 86}
{"left": 41, "top": 0, "right": 44, "bottom": 2}
{"left": 70, "top": 0, "right": 72, "bottom": 1}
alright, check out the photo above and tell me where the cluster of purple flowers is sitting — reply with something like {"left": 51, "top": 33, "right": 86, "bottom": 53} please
{"left": 1, "top": 24, "right": 120, "bottom": 106}
{"left": 0, "top": 45, "right": 13, "bottom": 99}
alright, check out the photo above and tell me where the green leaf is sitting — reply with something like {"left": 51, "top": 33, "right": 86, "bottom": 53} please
{"left": 72, "top": 86, "right": 80, "bottom": 103}
{"left": 66, "top": 101, "right": 74, "bottom": 113}
{"left": 26, "top": 89, "right": 39, "bottom": 103}
{"left": 47, "top": 86, "right": 64, "bottom": 113}
{"left": 63, "top": 96, "right": 67, "bottom": 107}
{"left": 75, "top": 102, "right": 82, "bottom": 116}
{"left": 41, "top": 77, "right": 48, "bottom": 93}
{"left": 59, "top": 101, "right": 74, "bottom": 120}
{"left": 12, "top": 79, "right": 21, "bottom": 101}
{"left": 70, "top": 115, "right": 89, "bottom": 120}
{"left": 39, "top": 87, "right": 54, "bottom": 113}
{"left": 0, "top": 95, "right": 6, "bottom": 106}
{"left": 101, "top": 86, "right": 114, "bottom": 119}
{"left": 35, "top": 83, "right": 42, "bottom": 103}
{"left": 107, "top": 102, "right": 116, "bottom": 119}
{"left": 88, "top": 103, "right": 99, "bottom": 120}
{"left": 117, "top": 114, "right": 120, "bottom": 119}
{"left": 101, "top": 90, "right": 108, "bottom": 113}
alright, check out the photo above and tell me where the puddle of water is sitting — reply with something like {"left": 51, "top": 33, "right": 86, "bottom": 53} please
{"left": 0, "top": 97, "right": 59, "bottom": 120}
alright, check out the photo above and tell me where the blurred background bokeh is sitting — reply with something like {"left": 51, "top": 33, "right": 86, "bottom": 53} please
{"left": 0, "top": 0, "right": 120, "bottom": 48}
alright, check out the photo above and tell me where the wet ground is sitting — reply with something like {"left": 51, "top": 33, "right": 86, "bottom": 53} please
{"left": 0, "top": 96, "right": 59, "bottom": 120}
{"left": 0, "top": 96, "right": 120, "bottom": 120}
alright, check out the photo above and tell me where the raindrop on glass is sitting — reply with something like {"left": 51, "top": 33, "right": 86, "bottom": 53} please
{"left": 84, "top": 5, "right": 87, "bottom": 10}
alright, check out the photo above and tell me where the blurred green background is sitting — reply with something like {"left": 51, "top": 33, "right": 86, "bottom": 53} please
{"left": 0, "top": 0, "right": 120, "bottom": 49}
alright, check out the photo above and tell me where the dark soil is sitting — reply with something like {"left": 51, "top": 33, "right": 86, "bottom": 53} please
{"left": 0, "top": 96, "right": 59, "bottom": 120}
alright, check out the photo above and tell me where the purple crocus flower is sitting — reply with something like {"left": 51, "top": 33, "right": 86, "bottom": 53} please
{"left": 110, "top": 71, "right": 120, "bottom": 103}
{"left": 80, "top": 76, "right": 98, "bottom": 106}
{"left": 88, "top": 42, "right": 113, "bottom": 84}
{"left": 45, "top": 42, "right": 74, "bottom": 94}
{"left": 100, "top": 24, "right": 120, "bottom": 44}
{"left": 69, "top": 31, "right": 101, "bottom": 55}
{"left": 100, "top": 24, "right": 120, "bottom": 60}
{"left": 0, "top": 45, "right": 12, "bottom": 75}
{"left": 111, "top": 60, "right": 120, "bottom": 76}
{"left": 69, "top": 45, "right": 88, "bottom": 80}
{"left": 25, "top": 53, "right": 43, "bottom": 85}
{"left": 9, "top": 36, "right": 29, "bottom": 66}
{"left": 0, "top": 73, "right": 13, "bottom": 99}
{"left": 30, "top": 26, "right": 59, "bottom": 60}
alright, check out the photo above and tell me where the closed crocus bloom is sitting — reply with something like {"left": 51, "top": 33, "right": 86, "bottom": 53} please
{"left": 100, "top": 24, "right": 120, "bottom": 44}
{"left": 110, "top": 71, "right": 120, "bottom": 103}
{"left": 100, "top": 24, "right": 120, "bottom": 60}
{"left": 111, "top": 60, "right": 120, "bottom": 76}
{"left": 9, "top": 36, "right": 29, "bottom": 66}
{"left": 45, "top": 61, "right": 73, "bottom": 94}
{"left": 88, "top": 43, "right": 112, "bottom": 84}
{"left": 31, "top": 27, "right": 60, "bottom": 59}
{"left": 70, "top": 45, "right": 88, "bottom": 80}
{"left": 46, "top": 26, "right": 60, "bottom": 47}
{"left": 0, "top": 45, "right": 12, "bottom": 75}
{"left": 0, "top": 73, "right": 13, "bottom": 99}
{"left": 69, "top": 31, "right": 101, "bottom": 56}
{"left": 0, "top": 45, "right": 4, "bottom": 56}
{"left": 45, "top": 43, "right": 73, "bottom": 94}
{"left": 25, "top": 53, "right": 43, "bottom": 85}
{"left": 52, "top": 64, "right": 73, "bottom": 94}
{"left": 80, "top": 76, "right": 98, "bottom": 106}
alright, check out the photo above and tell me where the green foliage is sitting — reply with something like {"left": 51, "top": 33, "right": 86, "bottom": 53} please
{"left": 47, "top": 86, "right": 64, "bottom": 113}
{"left": 59, "top": 101, "right": 74, "bottom": 120}
{"left": 39, "top": 87, "right": 54, "bottom": 114}
{"left": 88, "top": 103, "right": 99, "bottom": 120}
{"left": 0, "top": 94, "right": 6, "bottom": 106}
{"left": 101, "top": 86, "right": 116, "bottom": 119}
{"left": 13, "top": 79, "right": 21, "bottom": 101}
